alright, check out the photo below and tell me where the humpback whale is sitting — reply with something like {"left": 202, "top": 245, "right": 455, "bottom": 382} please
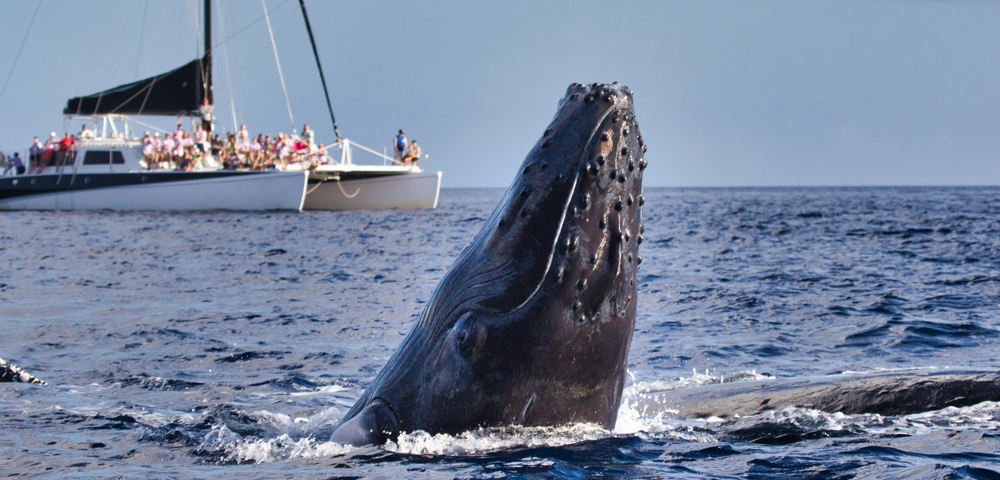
{"left": 332, "top": 82, "right": 647, "bottom": 446}
{"left": 0, "top": 358, "right": 45, "bottom": 385}
{"left": 331, "top": 83, "right": 1000, "bottom": 446}
{"left": 633, "top": 369, "right": 1000, "bottom": 419}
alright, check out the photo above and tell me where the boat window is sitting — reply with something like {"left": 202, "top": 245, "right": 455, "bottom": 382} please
{"left": 82, "top": 151, "right": 125, "bottom": 165}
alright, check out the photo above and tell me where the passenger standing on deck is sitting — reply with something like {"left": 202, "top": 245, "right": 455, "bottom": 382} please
{"left": 302, "top": 124, "right": 315, "bottom": 148}
{"left": 57, "top": 132, "right": 75, "bottom": 168}
{"left": 28, "top": 137, "right": 42, "bottom": 174}
{"left": 394, "top": 129, "right": 407, "bottom": 164}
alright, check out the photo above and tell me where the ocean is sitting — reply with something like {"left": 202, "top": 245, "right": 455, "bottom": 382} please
{"left": 2, "top": 187, "right": 999, "bottom": 478}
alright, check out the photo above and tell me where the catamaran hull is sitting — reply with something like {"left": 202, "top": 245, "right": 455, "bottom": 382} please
{"left": 0, "top": 171, "right": 307, "bottom": 211}
{"left": 303, "top": 171, "right": 441, "bottom": 210}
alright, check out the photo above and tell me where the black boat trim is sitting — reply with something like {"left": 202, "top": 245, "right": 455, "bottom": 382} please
{"left": 307, "top": 171, "right": 415, "bottom": 183}
{"left": 0, "top": 170, "right": 272, "bottom": 201}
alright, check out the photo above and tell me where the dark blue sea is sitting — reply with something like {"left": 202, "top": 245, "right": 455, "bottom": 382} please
{"left": 2, "top": 187, "right": 1000, "bottom": 479}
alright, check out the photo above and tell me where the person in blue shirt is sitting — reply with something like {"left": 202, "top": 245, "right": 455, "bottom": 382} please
{"left": 394, "top": 129, "right": 407, "bottom": 164}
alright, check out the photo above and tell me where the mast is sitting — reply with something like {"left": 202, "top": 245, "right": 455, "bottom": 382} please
{"left": 299, "top": 0, "right": 341, "bottom": 142}
{"left": 202, "top": 0, "right": 213, "bottom": 132}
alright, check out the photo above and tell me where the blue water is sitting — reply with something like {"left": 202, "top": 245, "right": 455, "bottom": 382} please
{"left": 2, "top": 187, "right": 1000, "bottom": 478}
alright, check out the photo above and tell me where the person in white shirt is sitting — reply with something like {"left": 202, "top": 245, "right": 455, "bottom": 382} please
{"left": 29, "top": 137, "right": 43, "bottom": 173}
{"left": 236, "top": 135, "right": 251, "bottom": 168}
{"left": 316, "top": 143, "right": 332, "bottom": 165}
{"left": 177, "top": 132, "right": 194, "bottom": 170}
{"left": 249, "top": 139, "right": 262, "bottom": 169}
{"left": 174, "top": 132, "right": 190, "bottom": 169}
{"left": 162, "top": 133, "right": 177, "bottom": 168}
{"left": 78, "top": 125, "right": 95, "bottom": 140}
{"left": 193, "top": 124, "right": 208, "bottom": 153}
{"left": 151, "top": 133, "right": 163, "bottom": 168}
{"left": 33, "top": 132, "right": 59, "bottom": 173}
{"left": 275, "top": 133, "right": 290, "bottom": 166}
{"left": 141, "top": 132, "right": 154, "bottom": 168}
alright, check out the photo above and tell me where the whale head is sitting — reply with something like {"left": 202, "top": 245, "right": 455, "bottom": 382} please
{"left": 332, "top": 83, "right": 646, "bottom": 445}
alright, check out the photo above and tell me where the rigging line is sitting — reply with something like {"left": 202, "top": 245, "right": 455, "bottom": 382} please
{"left": 193, "top": 0, "right": 200, "bottom": 60}
{"left": 229, "top": 0, "right": 245, "bottom": 128}
{"left": 217, "top": 0, "right": 237, "bottom": 132}
{"left": 136, "top": 0, "right": 146, "bottom": 81}
{"left": 210, "top": 0, "right": 290, "bottom": 54}
{"left": 122, "top": 115, "right": 170, "bottom": 134}
{"left": 193, "top": 0, "right": 207, "bottom": 102}
{"left": 299, "top": 0, "right": 341, "bottom": 142}
{"left": 262, "top": 0, "right": 295, "bottom": 132}
{"left": 139, "top": 0, "right": 191, "bottom": 115}
{"left": 0, "top": 0, "right": 43, "bottom": 109}
{"left": 120, "top": 0, "right": 169, "bottom": 84}
{"left": 78, "top": 0, "right": 109, "bottom": 114}
{"left": 153, "top": 0, "right": 192, "bottom": 75}
{"left": 214, "top": 11, "right": 295, "bottom": 93}
{"left": 93, "top": 0, "right": 135, "bottom": 115}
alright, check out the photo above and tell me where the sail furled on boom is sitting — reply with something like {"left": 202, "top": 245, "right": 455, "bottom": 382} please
{"left": 64, "top": 54, "right": 210, "bottom": 116}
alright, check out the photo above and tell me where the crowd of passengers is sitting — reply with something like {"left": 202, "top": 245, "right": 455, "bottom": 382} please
{"left": 141, "top": 123, "right": 337, "bottom": 171}
{"left": 3, "top": 122, "right": 420, "bottom": 176}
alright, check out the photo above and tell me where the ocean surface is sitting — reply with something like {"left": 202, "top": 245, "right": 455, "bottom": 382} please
{"left": 2, "top": 186, "right": 1000, "bottom": 479}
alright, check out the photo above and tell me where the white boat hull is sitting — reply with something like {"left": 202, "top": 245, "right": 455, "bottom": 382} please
{"left": 0, "top": 171, "right": 307, "bottom": 211}
{"left": 303, "top": 171, "right": 441, "bottom": 210}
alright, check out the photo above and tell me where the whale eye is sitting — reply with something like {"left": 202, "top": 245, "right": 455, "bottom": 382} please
{"left": 454, "top": 313, "right": 478, "bottom": 359}
{"left": 456, "top": 329, "right": 475, "bottom": 358}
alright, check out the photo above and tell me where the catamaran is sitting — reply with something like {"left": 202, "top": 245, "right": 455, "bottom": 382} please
{"left": 0, "top": 0, "right": 440, "bottom": 211}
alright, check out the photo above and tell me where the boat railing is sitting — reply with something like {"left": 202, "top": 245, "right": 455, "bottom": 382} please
{"left": 323, "top": 138, "right": 409, "bottom": 167}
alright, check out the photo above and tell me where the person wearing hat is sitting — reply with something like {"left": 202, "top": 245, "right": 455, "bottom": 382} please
{"left": 152, "top": 132, "right": 163, "bottom": 168}
{"left": 393, "top": 129, "right": 407, "bottom": 164}
{"left": 141, "top": 132, "right": 154, "bottom": 168}
{"left": 32, "top": 132, "right": 58, "bottom": 174}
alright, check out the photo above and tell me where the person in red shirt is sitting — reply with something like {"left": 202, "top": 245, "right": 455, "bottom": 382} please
{"left": 57, "top": 132, "right": 75, "bottom": 168}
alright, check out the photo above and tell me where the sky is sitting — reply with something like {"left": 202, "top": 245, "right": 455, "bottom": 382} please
{"left": 0, "top": 0, "right": 997, "bottom": 188}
